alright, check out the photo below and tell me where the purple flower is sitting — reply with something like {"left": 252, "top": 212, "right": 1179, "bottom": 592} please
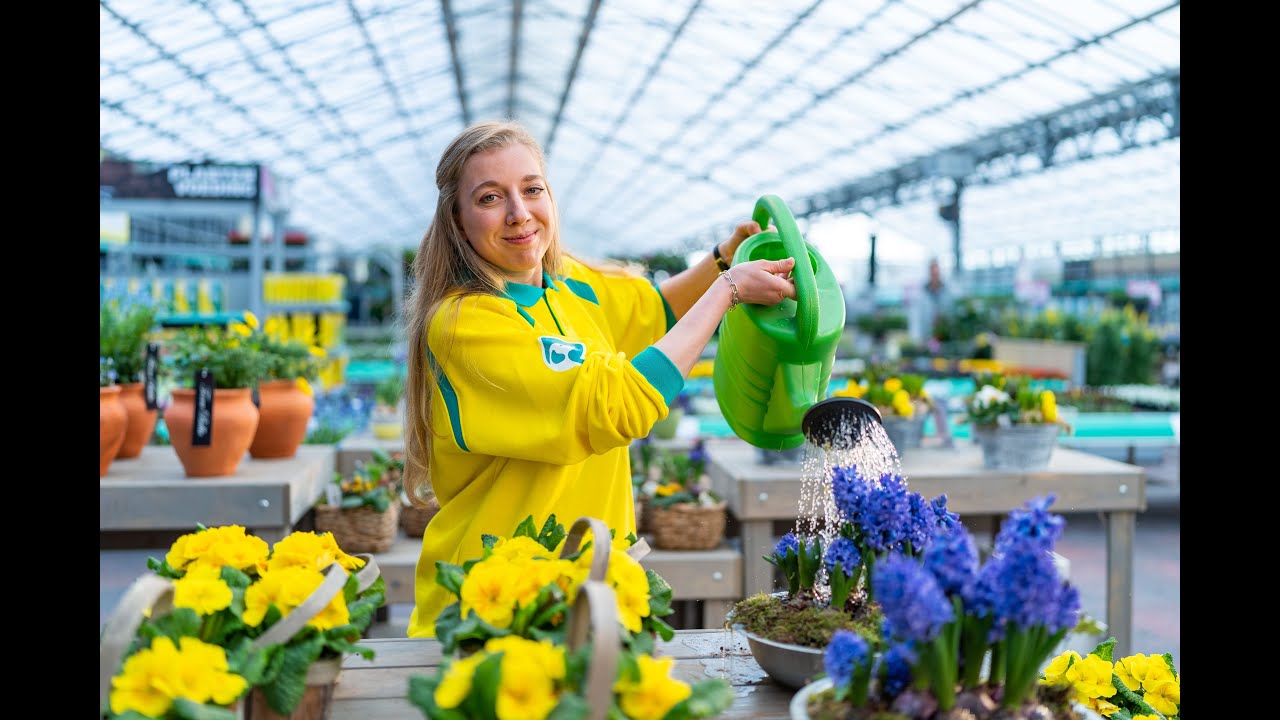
{"left": 688, "top": 438, "right": 707, "bottom": 466}
{"left": 1051, "top": 582, "right": 1082, "bottom": 635}
{"left": 825, "top": 537, "right": 861, "bottom": 576}
{"left": 831, "top": 465, "right": 869, "bottom": 519}
{"left": 823, "top": 630, "right": 870, "bottom": 692}
{"left": 872, "top": 553, "right": 954, "bottom": 644}
{"left": 773, "top": 532, "right": 799, "bottom": 560}
{"left": 879, "top": 642, "right": 917, "bottom": 697}
{"left": 930, "top": 495, "right": 960, "bottom": 531}
{"left": 986, "top": 547, "right": 1070, "bottom": 630}
{"left": 923, "top": 522, "right": 978, "bottom": 597}
{"left": 902, "top": 491, "right": 933, "bottom": 552}
{"left": 995, "top": 495, "right": 1065, "bottom": 556}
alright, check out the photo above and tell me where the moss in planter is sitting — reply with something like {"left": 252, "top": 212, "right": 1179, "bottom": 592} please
{"left": 804, "top": 682, "right": 1083, "bottom": 720}
{"left": 729, "top": 592, "right": 880, "bottom": 648}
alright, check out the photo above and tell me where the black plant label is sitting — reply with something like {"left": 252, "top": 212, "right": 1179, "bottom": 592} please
{"left": 144, "top": 343, "right": 159, "bottom": 410}
{"left": 193, "top": 368, "right": 214, "bottom": 446}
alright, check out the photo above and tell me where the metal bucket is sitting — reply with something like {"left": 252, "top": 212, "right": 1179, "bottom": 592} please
{"left": 882, "top": 415, "right": 925, "bottom": 452}
{"left": 973, "top": 423, "right": 1060, "bottom": 471}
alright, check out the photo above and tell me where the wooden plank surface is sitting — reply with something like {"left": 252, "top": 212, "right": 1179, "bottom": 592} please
{"left": 372, "top": 536, "right": 744, "bottom": 605}
{"left": 99, "top": 444, "right": 335, "bottom": 532}
{"left": 707, "top": 441, "right": 1146, "bottom": 518}
{"left": 331, "top": 631, "right": 793, "bottom": 720}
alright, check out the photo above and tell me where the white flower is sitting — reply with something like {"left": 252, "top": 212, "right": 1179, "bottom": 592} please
{"left": 641, "top": 479, "right": 659, "bottom": 497}
{"left": 973, "top": 385, "right": 1010, "bottom": 409}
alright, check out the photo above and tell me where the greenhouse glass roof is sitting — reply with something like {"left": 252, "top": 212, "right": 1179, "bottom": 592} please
{"left": 100, "top": 0, "right": 1179, "bottom": 263}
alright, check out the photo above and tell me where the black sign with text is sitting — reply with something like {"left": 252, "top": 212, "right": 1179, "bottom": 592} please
{"left": 144, "top": 343, "right": 159, "bottom": 410}
{"left": 193, "top": 369, "right": 215, "bottom": 446}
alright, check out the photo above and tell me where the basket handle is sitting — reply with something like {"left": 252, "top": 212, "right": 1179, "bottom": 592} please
{"left": 566, "top": 580, "right": 620, "bottom": 720}
{"left": 626, "top": 537, "right": 651, "bottom": 563}
{"left": 100, "top": 574, "right": 176, "bottom": 714}
{"left": 559, "top": 517, "right": 613, "bottom": 582}
{"left": 353, "top": 553, "right": 381, "bottom": 594}
{"left": 250, "top": 562, "right": 350, "bottom": 650}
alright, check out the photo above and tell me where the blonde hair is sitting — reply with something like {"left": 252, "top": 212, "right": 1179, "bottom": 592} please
{"left": 402, "top": 120, "right": 567, "bottom": 506}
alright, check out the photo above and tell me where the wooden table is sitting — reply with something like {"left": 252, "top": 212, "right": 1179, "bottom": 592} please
{"left": 706, "top": 440, "right": 1147, "bottom": 656}
{"left": 99, "top": 444, "right": 335, "bottom": 543}
{"left": 333, "top": 631, "right": 792, "bottom": 719}
{"left": 335, "top": 432, "right": 405, "bottom": 476}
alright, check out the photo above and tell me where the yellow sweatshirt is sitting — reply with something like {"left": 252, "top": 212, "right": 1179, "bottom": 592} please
{"left": 406, "top": 257, "right": 682, "bottom": 637}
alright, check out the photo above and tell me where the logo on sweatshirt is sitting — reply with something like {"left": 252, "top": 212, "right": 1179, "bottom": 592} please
{"left": 539, "top": 336, "right": 585, "bottom": 371}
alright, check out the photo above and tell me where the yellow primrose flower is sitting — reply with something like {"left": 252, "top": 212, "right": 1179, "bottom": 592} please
{"left": 229, "top": 322, "right": 252, "bottom": 337}
{"left": 243, "top": 310, "right": 259, "bottom": 329}
{"left": 1064, "top": 654, "right": 1117, "bottom": 702}
{"left": 243, "top": 565, "right": 350, "bottom": 630}
{"left": 268, "top": 530, "right": 365, "bottom": 573}
{"left": 434, "top": 652, "right": 487, "bottom": 709}
{"left": 485, "top": 636, "right": 566, "bottom": 681}
{"left": 1114, "top": 653, "right": 1156, "bottom": 691}
{"left": 1131, "top": 715, "right": 1162, "bottom": 720}
{"left": 605, "top": 550, "right": 653, "bottom": 633}
{"left": 833, "top": 380, "right": 867, "bottom": 399}
{"left": 173, "top": 564, "right": 233, "bottom": 615}
{"left": 296, "top": 377, "right": 313, "bottom": 396}
{"left": 655, "top": 482, "right": 680, "bottom": 497}
{"left": 495, "top": 654, "right": 559, "bottom": 720}
{"left": 506, "top": 558, "right": 562, "bottom": 609}
{"left": 1040, "top": 650, "right": 1080, "bottom": 686}
{"left": 883, "top": 377, "right": 903, "bottom": 393}
{"left": 308, "top": 345, "right": 327, "bottom": 358}
{"left": 1083, "top": 696, "right": 1120, "bottom": 715}
{"left": 110, "top": 636, "right": 247, "bottom": 717}
{"left": 1141, "top": 667, "right": 1179, "bottom": 716}
{"left": 460, "top": 557, "right": 519, "bottom": 629}
{"left": 891, "top": 389, "right": 914, "bottom": 418}
{"left": 1040, "top": 390, "right": 1058, "bottom": 423}
{"left": 551, "top": 558, "right": 590, "bottom": 603}
{"left": 166, "top": 525, "right": 270, "bottom": 573}
{"left": 492, "top": 535, "right": 557, "bottom": 563}
{"left": 613, "top": 654, "right": 692, "bottom": 720}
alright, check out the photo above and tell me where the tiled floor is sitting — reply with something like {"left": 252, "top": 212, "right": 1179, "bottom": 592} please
{"left": 101, "top": 459, "right": 1180, "bottom": 664}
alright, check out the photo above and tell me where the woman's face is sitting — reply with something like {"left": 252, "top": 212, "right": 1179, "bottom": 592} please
{"left": 455, "top": 143, "right": 554, "bottom": 286}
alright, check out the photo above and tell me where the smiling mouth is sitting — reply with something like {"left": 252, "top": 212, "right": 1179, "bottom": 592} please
{"left": 506, "top": 230, "right": 538, "bottom": 242}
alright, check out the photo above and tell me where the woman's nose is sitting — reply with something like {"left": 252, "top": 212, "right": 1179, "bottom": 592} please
{"left": 507, "top": 197, "right": 531, "bottom": 224}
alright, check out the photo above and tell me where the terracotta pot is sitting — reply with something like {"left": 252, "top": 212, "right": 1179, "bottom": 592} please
{"left": 116, "top": 382, "right": 158, "bottom": 459}
{"left": 166, "top": 387, "right": 260, "bottom": 477}
{"left": 100, "top": 386, "right": 127, "bottom": 477}
{"left": 249, "top": 379, "right": 315, "bottom": 459}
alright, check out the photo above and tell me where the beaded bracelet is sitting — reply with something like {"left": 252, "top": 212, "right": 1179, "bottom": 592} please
{"left": 719, "top": 269, "right": 740, "bottom": 312}
{"left": 712, "top": 243, "right": 731, "bottom": 272}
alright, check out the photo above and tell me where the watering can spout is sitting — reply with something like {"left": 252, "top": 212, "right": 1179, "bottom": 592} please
{"left": 801, "top": 397, "right": 884, "bottom": 448}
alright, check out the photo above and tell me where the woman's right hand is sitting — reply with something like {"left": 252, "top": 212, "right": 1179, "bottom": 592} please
{"left": 723, "top": 257, "right": 797, "bottom": 307}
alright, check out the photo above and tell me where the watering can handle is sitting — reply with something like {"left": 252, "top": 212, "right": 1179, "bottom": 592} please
{"left": 751, "top": 195, "right": 818, "bottom": 347}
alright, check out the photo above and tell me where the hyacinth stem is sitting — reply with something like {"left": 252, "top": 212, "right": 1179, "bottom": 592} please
{"left": 960, "top": 614, "right": 994, "bottom": 687}
{"left": 850, "top": 659, "right": 872, "bottom": 707}
{"left": 989, "top": 641, "right": 1005, "bottom": 687}
{"left": 926, "top": 618, "right": 961, "bottom": 710}
{"left": 1001, "top": 627, "right": 1046, "bottom": 710}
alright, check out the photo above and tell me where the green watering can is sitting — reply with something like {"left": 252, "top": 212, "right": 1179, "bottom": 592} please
{"left": 713, "top": 195, "right": 881, "bottom": 450}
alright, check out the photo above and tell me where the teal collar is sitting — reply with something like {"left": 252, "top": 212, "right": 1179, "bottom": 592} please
{"left": 503, "top": 271, "right": 558, "bottom": 307}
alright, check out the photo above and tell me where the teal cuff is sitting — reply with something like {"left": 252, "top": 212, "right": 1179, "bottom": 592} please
{"left": 655, "top": 285, "right": 677, "bottom": 331}
{"left": 633, "top": 346, "right": 684, "bottom": 408}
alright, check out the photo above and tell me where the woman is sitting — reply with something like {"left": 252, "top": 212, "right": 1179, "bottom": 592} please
{"left": 402, "top": 119, "right": 797, "bottom": 637}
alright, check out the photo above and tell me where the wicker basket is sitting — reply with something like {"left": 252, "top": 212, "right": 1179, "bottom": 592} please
{"left": 634, "top": 495, "right": 648, "bottom": 534}
{"left": 315, "top": 502, "right": 401, "bottom": 553}
{"left": 400, "top": 495, "right": 441, "bottom": 538}
{"left": 648, "top": 501, "right": 727, "bottom": 550}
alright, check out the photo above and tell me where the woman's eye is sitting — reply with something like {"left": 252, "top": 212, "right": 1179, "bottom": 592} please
{"left": 525, "top": 186, "right": 545, "bottom": 196}
{"left": 479, "top": 193, "right": 499, "bottom": 203}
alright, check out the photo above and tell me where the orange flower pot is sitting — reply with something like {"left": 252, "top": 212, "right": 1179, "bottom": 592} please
{"left": 165, "top": 387, "right": 260, "bottom": 477}
{"left": 115, "top": 382, "right": 159, "bottom": 459}
{"left": 249, "top": 379, "right": 315, "bottom": 459}
{"left": 100, "top": 386, "right": 127, "bottom": 476}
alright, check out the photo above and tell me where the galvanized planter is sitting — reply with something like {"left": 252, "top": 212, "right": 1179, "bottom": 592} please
{"left": 882, "top": 415, "right": 926, "bottom": 453}
{"left": 972, "top": 423, "right": 1061, "bottom": 471}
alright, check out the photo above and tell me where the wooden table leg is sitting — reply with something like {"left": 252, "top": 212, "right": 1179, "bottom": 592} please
{"left": 742, "top": 520, "right": 778, "bottom": 597}
{"left": 701, "top": 599, "right": 733, "bottom": 628}
{"left": 1105, "top": 511, "right": 1135, "bottom": 657}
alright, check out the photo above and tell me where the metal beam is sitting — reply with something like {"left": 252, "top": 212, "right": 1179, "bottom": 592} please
{"left": 507, "top": 0, "right": 524, "bottom": 119}
{"left": 440, "top": 0, "right": 471, "bottom": 125}
{"left": 544, "top": 0, "right": 604, "bottom": 156}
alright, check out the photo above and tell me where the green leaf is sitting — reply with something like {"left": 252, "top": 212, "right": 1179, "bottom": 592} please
{"left": 259, "top": 634, "right": 324, "bottom": 714}
{"left": 546, "top": 694, "right": 590, "bottom": 720}
{"left": 538, "top": 515, "right": 567, "bottom": 551}
{"left": 340, "top": 495, "right": 365, "bottom": 510}
{"left": 435, "top": 562, "right": 467, "bottom": 596}
{"left": 169, "top": 697, "right": 239, "bottom": 720}
{"left": 368, "top": 493, "right": 391, "bottom": 513}
{"left": 408, "top": 674, "right": 470, "bottom": 720}
{"left": 646, "top": 570, "right": 674, "bottom": 615}
{"left": 513, "top": 514, "right": 539, "bottom": 539}
{"left": 1090, "top": 636, "right": 1117, "bottom": 662}
{"left": 481, "top": 534, "right": 499, "bottom": 550}
{"left": 669, "top": 679, "right": 734, "bottom": 719}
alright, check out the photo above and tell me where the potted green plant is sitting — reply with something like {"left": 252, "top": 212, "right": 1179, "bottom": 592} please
{"left": 963, "top": 373, "right": 1072, "bottom": 470}
{"left": 163, "top": 316, "right": 270, "bottom": 477}
{"left": 100, "top": 300, "right": 163, "bottom": 458}
{"left": 314, "top": 457, "right": 402, "bottom": 553}
{"left": 370, "top": 370, "right": 405, "bottom": 440}
{"left": 834, "top": 372, "right": 935, "bottom": 453}
{"left": 636, "top": 440, "right": 727, "bottom": 550}
{"left": 249, "top": 323, "right": 328, "bottom": 459}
